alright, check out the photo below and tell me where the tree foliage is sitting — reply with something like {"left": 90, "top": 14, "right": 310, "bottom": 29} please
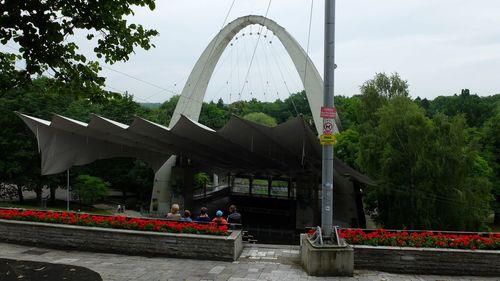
{"left": 0, "top": 78, "right": 71, "bottom": 203}
{"left": 334, "top": 128, "right": 360, "bottom": 169}
{"left": 243, "top": 112, "right": 277, "bottom": 127}
{"left": 73, "top": 175, "right": 110, "bottom": 205}
{"left": 194, "top": 172, "right": 210, "bottom": 189}
{"left": 355, "top": 73, "right": 494, "bottom": 231}
{"left": 0, "top": 77, "right": 153, "bottom": 205}
{"left": 482, "top": 110, "right": 500, "bottom": 224}
{"left": 199, "top": 100, "right": 229, "bottom": 129}
{"left": 426, "top": 89, "right": 500, "bottom": 128}
{"left": 0, "top": 0, "right": 158, "bottom": 98}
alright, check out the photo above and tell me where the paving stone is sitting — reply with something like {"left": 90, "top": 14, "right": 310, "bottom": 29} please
{"left": 52, "top": 258, "right": 80, "bottom": 264}
{"left": 247, "top": 268, "right": 259, "bottom": 273}
{"left": 260, "top": 256, "right": 277, "bottom": 260}
{"left": 209, "top": 266, "right": 226, "bottom": 274}
{"left": 245, "top": 273, "right": 260, "bottom": 279}
{"left": 1, "top": 242, "right": 499, "bottom": 281}
{"left": 277, "top": 264, "right": 292, "bottom": 269}
{"left": 215, "top": 273, "right": 232, "bottom": 281}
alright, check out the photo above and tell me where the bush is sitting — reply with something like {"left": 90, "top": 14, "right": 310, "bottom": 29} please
{"left": 73, "top": 175, "right": 110, "bottom": 205}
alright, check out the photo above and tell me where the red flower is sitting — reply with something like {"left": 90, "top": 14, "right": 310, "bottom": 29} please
{"left": 336, "top": 227, "right": 498, "bottom": 250}
{"left": 0, "top": 208, "right": 229, "bottom": 236}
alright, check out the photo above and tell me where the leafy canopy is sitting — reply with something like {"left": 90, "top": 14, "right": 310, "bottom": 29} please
{"left": 355, "top": 73, "right": 493, "bottom": 231}
{"left": 0, "top": 0, "right": 158, "bottom": 98}
{"left": 73, "top": 175, "right": 110, "bottom": 205}
{"left": 243, "top": 112, "right": 277, "bottom": 127}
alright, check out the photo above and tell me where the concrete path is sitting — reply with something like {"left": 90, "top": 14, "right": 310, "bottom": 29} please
{"left": 0, "top": 242, "right": 496, "bottom": 281}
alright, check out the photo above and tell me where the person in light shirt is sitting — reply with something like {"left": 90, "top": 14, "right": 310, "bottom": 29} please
{"left": 166, "top": 203, "right": 181, "bottom": 220}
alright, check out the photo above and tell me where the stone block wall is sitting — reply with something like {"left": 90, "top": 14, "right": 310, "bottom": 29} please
{"left": 353, "top": 245, "right": 500, "bottom": 276}
{"left": 0, "top": 219, "right": 243, "bottom": 261}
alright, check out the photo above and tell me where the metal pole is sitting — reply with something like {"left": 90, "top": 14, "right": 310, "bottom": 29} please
{"left": 322, "top": 0, "right": 335, "bottom": 237}
{"left": 66, "top": 169, "right": 70, "bottom": 211}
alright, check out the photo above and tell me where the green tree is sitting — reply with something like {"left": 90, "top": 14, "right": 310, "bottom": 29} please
{"left": 73, "top": 175, "right": 110, "bottom": 205}
{"left": 199, "top": 101, "right": 229, "bottom": 129}
{"left": 357, "top": 73, "right": 410, "bottom": 176}
{"left": 426, "top": 89, "right": 499, "bottom": 128}
{"left": 335, "top": 95, "right": 361, "bottom": 130}
{"left": 334, "top": 128, "right": 360, "bottom": 169}
{"left": 358, "top": 77, "right": 493, "bottom": 230}
{"left": 482, "top": 110, "right": 500, "bottom": 224}
{"left": 1, "top": 0, "right": 158, "bottom": 98}
{"left": 155, "top": 95, "right": 180, "bottom": 125}
{"left": 357, "top": 72, "right": 409, "bottom": 128}
{"left": 427, "top": 114, "right": 492, "bottom": 230}
{"left": 0, "top": 77, "right": 157, "bottom": 206}
{"left": 362, "top": 97, "right": 436, "bottom": 229}
{"left": 216, "top": 98, "right": 225, "bottom": 109}
{"left": 194, "top": 172, "right": 210, "bottom": 188}
{"left": 243, "top": 112, "right": 277, "bottom": 127}
{"left": 0, "top": 78, "right": 76, "bottom": 203}
{"left": 283, "top": 91, "right": 313, "bottom": 122}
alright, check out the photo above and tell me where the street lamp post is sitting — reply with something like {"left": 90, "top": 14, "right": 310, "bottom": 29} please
{"left": 321, "top": 0, "right": 336, "bottom": 237}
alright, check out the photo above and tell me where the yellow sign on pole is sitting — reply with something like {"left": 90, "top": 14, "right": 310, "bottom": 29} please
{"left": 320, "top": 134, "right": 336, "bottom": 145}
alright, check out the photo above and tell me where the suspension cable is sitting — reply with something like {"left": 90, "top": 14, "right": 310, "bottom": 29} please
{"left": 267, "top": 38, "right": 299, "bottom": 115}
{"left": 254, "top": 33, "right": 267, "bottom": 102}
{"left": 303, "top": 0, "right": 315, "bottom": 89}
{"left": 260, "top": 37, "right": 281, "bottom": 101}
{"left": 238, "top": 0, "right": 272, "bottom": 99}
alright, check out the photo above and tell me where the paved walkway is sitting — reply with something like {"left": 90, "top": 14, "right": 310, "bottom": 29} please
{"left": 0, "top": 242, "right": 496, "bottom": 281}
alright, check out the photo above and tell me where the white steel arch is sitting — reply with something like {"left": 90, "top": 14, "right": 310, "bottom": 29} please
{"left": 170, "top": 14, "right": 338, "bottom": 133}
{"left": 152, "top": 15, "right": 338, "bottom": 212}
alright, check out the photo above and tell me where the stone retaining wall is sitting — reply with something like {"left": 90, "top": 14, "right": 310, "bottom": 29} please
{"left": 0, "top": 219, "right": 243, "bottom": 261}
{"left": 353, "top": 245, "right": 500, "bottom": 276}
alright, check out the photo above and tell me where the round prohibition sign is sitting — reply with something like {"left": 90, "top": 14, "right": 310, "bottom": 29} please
{"left": 323, "top": 121, "right": 333, "bottom": 132}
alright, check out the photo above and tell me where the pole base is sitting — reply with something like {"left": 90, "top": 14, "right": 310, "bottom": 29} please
{"left": 300, "top": 234, "right": 354, "bottom": 276}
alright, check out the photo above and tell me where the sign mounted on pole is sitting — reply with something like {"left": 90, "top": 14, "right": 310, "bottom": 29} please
{"left": 323, "top": 118, "right": 334, "bottom": 135}
{"left": 320, "top": 134, "right": 336, "bottom": 145}
{"left": 320, "top": 106, "right": 336, "bottom": 119}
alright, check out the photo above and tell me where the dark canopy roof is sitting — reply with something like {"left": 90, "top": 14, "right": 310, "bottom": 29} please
{"left": 17, "top": 112, "right": 374, "bottom": 185}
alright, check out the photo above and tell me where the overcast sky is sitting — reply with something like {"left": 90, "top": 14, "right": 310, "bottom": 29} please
{"left": 8, "top": 0, "right": 500, "bottom": 103}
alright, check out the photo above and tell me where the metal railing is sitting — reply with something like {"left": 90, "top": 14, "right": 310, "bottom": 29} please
{"left": 308, "top": 225, "right": 344, "bottom": 246}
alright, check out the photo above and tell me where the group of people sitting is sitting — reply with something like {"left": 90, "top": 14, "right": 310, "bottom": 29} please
{"left": 165, "top": 204, "right": 242, "bottom": 225}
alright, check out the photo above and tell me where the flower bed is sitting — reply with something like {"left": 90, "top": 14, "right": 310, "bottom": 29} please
{"left": 0, "top": 208, "right": 228, "bottom": 236}
{"left": 303, "top": 228, "right": 500, "bottom": 276}
{"left": 339, "top": 228, "right": 500, "bottom": 250}
{"left": 0, "top": 208, "right": 242, "bottom": 261}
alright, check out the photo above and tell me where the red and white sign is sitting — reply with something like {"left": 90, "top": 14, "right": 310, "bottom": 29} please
{"left": 323, "top": 118, "right": 334, "bottom": 135}
{"left": 320, "top": 106, "right": 337, "bottom": 119}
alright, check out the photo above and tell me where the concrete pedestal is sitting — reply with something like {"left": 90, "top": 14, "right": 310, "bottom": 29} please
{"left": 300, "top": 234, "right": 354, "bottom": 276}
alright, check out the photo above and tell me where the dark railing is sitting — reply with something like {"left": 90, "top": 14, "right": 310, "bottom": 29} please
{"left": 192, "top": 184, "right": 229, "bottom": 198}
{"left": 191, "top": 183, "right": 296, "bottom": 200}
{"left": 231, "top": 185, "right": 295, "bottom": 199}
